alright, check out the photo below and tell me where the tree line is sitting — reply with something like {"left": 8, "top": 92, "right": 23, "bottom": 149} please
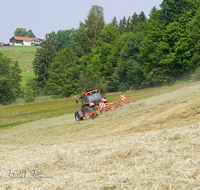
{"left": 1, "top": 0, "right": 200, "bottom": 104}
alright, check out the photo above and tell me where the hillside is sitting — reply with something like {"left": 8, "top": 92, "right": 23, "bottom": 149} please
{"left": 0, "top": 82, "right": 200, "bottom": 189}
{"left": 0, "top": 46, "right": 38, "bottom": 72}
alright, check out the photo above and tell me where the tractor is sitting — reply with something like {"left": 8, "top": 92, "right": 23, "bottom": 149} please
{"left": 74, "top": 88, "right": 137, "bottom": 121}
{"left": 75, "top": 88, "right": 108, "bottom": 121}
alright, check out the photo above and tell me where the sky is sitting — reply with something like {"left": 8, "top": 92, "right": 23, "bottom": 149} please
{"left": 1, "top": 0, "right": 163, "bottom": 43}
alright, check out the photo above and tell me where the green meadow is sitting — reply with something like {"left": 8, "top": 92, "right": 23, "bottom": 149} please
{"left": 20, "top": 71, "right": 35, "bottom": 87}
{"left": 0, "top": 46, "right": 39, "bottom": 72}
{"left": 0, "top": 46, "right": 37, "bottom": 87}
{"left": 0, "top": 81, "right": 199, "bottom": 129}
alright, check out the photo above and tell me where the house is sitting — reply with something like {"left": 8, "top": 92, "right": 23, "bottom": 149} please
{"left": 32, "top": 38, "right": 43, "bottom": 46}
{"left": 3, "top": 43, "right": 10, "bottom": 47}
{"left": 9, "top": 36, "right": 43, "bottom": 46}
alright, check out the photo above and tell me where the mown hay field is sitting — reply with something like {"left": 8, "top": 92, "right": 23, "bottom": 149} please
{"left": 0, "top": 82, "right": 200, "bottom": 189}
{"left": 0, "top": 81, "right": 198, "bottom": 129}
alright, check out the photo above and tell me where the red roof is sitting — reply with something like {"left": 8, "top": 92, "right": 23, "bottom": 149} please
{"left": 10, "top": 36, "right": 37, "bottom": 41}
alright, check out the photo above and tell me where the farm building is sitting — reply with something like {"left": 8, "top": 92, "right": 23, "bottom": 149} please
{"left": 9, "top": 36, "right": 43, "bottom": 46}
{"left": 3, "top": 43, "right": 10, "bottom": 47}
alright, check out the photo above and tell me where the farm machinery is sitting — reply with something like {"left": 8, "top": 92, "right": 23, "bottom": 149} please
{"left": 74, "top": 88, "right": 137, "bottom": 121}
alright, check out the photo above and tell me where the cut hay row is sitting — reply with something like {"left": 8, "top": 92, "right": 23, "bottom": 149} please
{"left": 0, "top": 123, "right": 200, "bottom": 189}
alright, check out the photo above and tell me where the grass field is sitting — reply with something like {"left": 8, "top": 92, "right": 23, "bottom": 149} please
{"left": 0, "top": 81, "right": 198, "bottom": 129}
{"left": 20, "top": 71, "right": 35, "bottom": 87}
{"left": 0, "top": 82, "right": 200, "bottom": 189}
{"left": 0, "top": 46, "right": 38, "bottom": 72}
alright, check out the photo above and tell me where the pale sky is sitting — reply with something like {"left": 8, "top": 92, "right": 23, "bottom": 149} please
{"left": 1, "top": 0, "right": 163, "bottom": 43}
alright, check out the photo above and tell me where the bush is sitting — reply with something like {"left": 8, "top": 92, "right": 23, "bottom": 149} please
{"left": 24, "top": 86, "right": 34, "bottom": 103}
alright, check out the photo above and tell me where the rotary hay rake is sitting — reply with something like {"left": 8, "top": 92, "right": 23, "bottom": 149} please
{"left": 85, "top": 95, "right": 137, "bottom": 119}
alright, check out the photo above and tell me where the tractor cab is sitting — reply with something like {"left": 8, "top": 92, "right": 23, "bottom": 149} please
{"left": 75, "top": 88, "right": 108, "bottom": 121}
{"left": 76, "top": 89, "right": 104, "bottom": 105}
{"left": 83, "top": 89, "right": 103, "bottom": 104}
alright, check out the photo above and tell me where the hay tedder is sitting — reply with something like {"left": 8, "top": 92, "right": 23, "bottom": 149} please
{"left": 74, "top": 88, "right": 137, "bottom": 121}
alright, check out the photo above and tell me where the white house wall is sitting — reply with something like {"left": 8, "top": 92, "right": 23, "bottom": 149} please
{"left": 23, "top": 40, "right": 33, "bottom": 46}
{"left": 9, "top": 43, "right": 23, "bottom": 46}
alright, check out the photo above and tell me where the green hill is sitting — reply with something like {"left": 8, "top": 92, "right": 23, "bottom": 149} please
{"left": 0, "top": 46, "right": 38, "bottom": 86}
{"left": 0, "top": 46, "right": 38, "bottom": 72}
{"left": 0, "top": 82, "right": 200, "bottom": 189}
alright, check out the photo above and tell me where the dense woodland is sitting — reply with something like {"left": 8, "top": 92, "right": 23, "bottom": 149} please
{"left": 1, "top": 0, "right": 200, "bottom": 104}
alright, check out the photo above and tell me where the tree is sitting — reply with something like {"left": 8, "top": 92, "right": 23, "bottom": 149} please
{"left": 95, "top": 24, "right": 120, "bottom": 78}
{"left": 104, "top": 32, "right": 133, "bottom": 91}
{"left": 138, "top": 18, "right": 168, "bottom": 87}
{"left": 112, "top": 33, "right": 145, "bottom": 91}
{"left": 32, "top": 34, "right": 56, "bottom": 90}
{"left": 77, "top": 24, "right": 120, "bottom": 93}
{"left": 111, "top": 16, "right": 118, "bottom": 28}
{"left": 118, "top": 16, "right": 127, "bottom": 34}
{"left": 75, "top": 5, "right": 105, "bottom": 55}
{"left": 79, "top": 53, "right": 108, "bottom": 94}
{"left": 149, "top": 6, "right": 157, "bottom": 18}
{"left": 159, "top": 0, "right": 190, "bottom": 25}
{"left": 24, "top": 86, "right": 34, "bottom": 103}
{"left": 138, "top": 11, "right": 147, "bottom": 23}
{"left": 14, "top": 28, "right": 28, "bottom": 37}
{"left": 137, "top": 0, "right": 200, "bottom": 87}
{"left": 49, "top": 29, "right": 75, "bottom": 51}
{"left": 130, "top": 12, "right": 139, "bottom": 32}
{"left": 14, "top": 28, "right": 36, "bottom": 37}
{"left": 27, "top": 29, "right": 36, "bottom": 38}
{"left": 48, "top": 47, "right": 79, "bottom": 97}
{"left": 172, "top": 5, "right": 200, "bottom": 77}
{"left": 0, "top": 53, "right": 21, "bottom": 104}
{"left": 126, "top": 17, "right": 131, "bottom": 32}
{"left": 108, "top": 33, "right": 133, "bottom": 69}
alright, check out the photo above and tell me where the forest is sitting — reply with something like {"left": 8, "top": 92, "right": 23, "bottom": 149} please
{"left": 1, "top": 0, "right": 200, "bottom": 104}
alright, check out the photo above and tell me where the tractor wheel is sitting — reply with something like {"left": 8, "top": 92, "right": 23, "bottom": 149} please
{"left": 83, "top": 106, "right": 95, "bottom": 119}
{"left": 75, "top": 110, "right": 83, "bottom": 121}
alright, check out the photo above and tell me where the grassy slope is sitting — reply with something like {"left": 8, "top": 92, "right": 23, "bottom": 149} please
{"left": 0, "top": 46, "right": 38, "bottom": 72}
{"left": 0, "top": 81, "right": 198, "bottom": 129}
{"left": 20, "top": 71, "right": 35, "bottom": 87}
{"left": 0, "top": 46, "right": 37, "bottom": 89}
{"left": 0, "top": 82, "right": 200, "bottom": 189}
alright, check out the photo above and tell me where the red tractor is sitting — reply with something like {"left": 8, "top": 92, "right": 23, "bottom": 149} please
{"left": 75, "top": 88, "right": 108, "bottom": 121}
{"left": 75, "top": 88, "right": 137, "bottom": 121}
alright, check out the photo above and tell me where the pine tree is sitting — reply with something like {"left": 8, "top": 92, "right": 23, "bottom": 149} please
{"left": 138, "top": 11, "right": 147, "bottom": 23}
{"left": 130, "top": 12, "right": 139, "bottom": 32}
{"left": 118, "top": 16, "right": 126, "bottom": 34}
{"left": 111, "top": 16, "right": 118, "bottom": 28}
{"left": 32, "top": 34, "right": 56, "bottom": 89}
{"left": 126, "top": 17, "right": 131, "bottom": 32}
